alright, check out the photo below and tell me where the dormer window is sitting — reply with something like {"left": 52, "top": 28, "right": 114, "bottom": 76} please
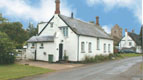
{"left": 50, "top": 22, "right": 54, "bottom": 28}
{"left": 60, "top": 27, "right": 68, "bottom": 37}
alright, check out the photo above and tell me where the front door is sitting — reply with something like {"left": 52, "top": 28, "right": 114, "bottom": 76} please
{"left": 59, "top": 44, "right": 63, "bottom": 61}
{"left": 34, "top": 50, "right": 37, "bottom": 61}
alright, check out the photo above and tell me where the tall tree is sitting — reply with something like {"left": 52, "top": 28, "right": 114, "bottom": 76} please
{"left": 27, "top": 22, "right": 38, "bottom": 38}
{"left": 0, "top": 13, "right": 8, "bottom": 23}
{"left": 0, "top": 22, "right": 29, "bottom": 48}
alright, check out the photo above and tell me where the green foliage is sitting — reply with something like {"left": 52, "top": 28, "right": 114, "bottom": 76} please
{"left": 0, "top": 22, "right": 29, "bottom": 48}
{"left": 27, "top": 22, "right": 38, "bottom": 38}
{"left": 0, "top": 32, "right": 16, "bottom": 64}
{"left": 0, "top": 13, "right": 8, "bottom": 22}
{"left": 82, "top": 55, "right": 110, "bottom": 63}
{"left": 82, "top": 53, "right": 141, "bottom": 63}
{"left": 119, "top": 53, "right": 141, "bottom": 58}
{"left": 0, "top": 64, "right": 53, "bottom": 80}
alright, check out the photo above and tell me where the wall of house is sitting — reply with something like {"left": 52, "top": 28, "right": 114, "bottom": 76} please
{"left": 78, "top": 36, "right": 113, "bottom": 61}
{"left": 26, "top": 43, "right": 36, "bottom": 60}
{"left": 36, "top": 42, "right": 57, "bottom": 61}
{"left": 38, "top": 14, "right": 78, "bottom": 62}
{"left": 119, "top": 35, "right": 136, "bottom": 49}
{"left": 136, "top": 46, "right": 142, "bottom": 53}
{"left": 53, "top": 15, "right": 78, "bottom": 62}
{"left": 38, "top": 22, "right": 47, "bottom": 34}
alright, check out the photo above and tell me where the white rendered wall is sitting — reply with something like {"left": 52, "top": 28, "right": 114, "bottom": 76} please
{"left": 78, "top": 36, "right": 113, "bottom": 61}
{"left": 119, "top": 34, "right": 136, "bottom": 49}
{"left": 38, "top": 22, "right": 47, "bottom": 34}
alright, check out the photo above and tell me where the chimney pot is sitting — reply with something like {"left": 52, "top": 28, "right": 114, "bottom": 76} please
{"left": 125, "top": 28, "right": 127, "bottom": 32}
{"left": 96, "top": 16, "right": 99, "bottom": 26}
{"left": 55, "top": 0, "right": 60, "bottom": 14}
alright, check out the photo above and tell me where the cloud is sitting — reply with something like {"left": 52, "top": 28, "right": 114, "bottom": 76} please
{"left": 0, "top": 0, "right": 73, "bottom": 22}
{"left": 86, "top": 0, "right": 142, "bottom": 24}
{"left": 102, "top": 25, "right": 112, "bottom": 34}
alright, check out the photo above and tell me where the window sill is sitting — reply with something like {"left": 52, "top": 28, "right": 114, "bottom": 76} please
{"left": 81, "top": 51, "right": 85, "bottom": 53}
{"left": 39, "top": 47, "right": 44, "bottom": 49}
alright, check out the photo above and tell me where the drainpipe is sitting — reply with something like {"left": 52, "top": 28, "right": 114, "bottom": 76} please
{"left": 77, "top": 35, "right": 80, "bottom": 62}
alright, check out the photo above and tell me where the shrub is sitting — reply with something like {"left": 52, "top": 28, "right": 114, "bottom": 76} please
{"left": 0, "top": 32, "right": 16, "bottom": 64}
{"left": 82, "top": 54, "right": 120, "bottom": 63}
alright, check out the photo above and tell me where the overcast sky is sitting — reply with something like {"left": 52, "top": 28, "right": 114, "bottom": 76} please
{"left": 0, "top": 0, "right": 142, "bottom": 34}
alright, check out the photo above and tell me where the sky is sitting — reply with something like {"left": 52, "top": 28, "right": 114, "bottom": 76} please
{"left": 0, "top": 0, "right": 142, "bottom": 34}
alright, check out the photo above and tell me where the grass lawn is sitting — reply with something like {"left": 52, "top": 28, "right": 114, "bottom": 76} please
{"left": 0, "top": 64, "right": 53, "bottom": 80}
{"left": 119, "top": 53, "right": 142, "bottom": 58}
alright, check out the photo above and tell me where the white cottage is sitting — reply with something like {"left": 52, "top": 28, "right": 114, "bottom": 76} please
{"left": 119, "top": 29, "right": 142, "bottom": 53}
{"left": 26, "top": 0, "right": 113, "bottom": 62}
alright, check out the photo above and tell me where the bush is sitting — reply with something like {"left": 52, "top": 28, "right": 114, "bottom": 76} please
{"left": 0, "top": 32, "right": 16, "bottom": 64}
{"left": 82, "top": 54, "right": 120, "bottom": 63}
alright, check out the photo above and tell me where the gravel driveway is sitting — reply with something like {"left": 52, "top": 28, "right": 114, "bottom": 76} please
{"left": 17, "top": 57, "right": 143, "bottom": 80}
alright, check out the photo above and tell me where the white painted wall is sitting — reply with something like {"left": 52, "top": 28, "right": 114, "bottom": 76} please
{"left": 119, "top": 32, "right": 142, "bottom": 53}
{"left": 119, "top": 32, "right": 136, "bottom": 49}
{"left": 79, "top": 36, "right": 113, "bottom": 61}
{"left": 38, "top": 22, "right": 47, "bottom": 34}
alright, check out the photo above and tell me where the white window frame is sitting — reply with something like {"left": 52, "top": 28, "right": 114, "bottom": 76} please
{"left": 50, "top": 22, "right": 54, "bottom": 28}
{"left": 97, "top": 38, "right": 100, "bottom": 50}
{"left": 104, "top": 43, "right": 106, "bottom": 53}
{"left": 40, "top": 43, "right": 44, "bottom": 49}
{"left": 88, "top": 42, "right": 92, "bottom": 53}
{"left": 81, "top": 42, "right": 85, "bottom": 53}
{"left": 108, "top": 44, "right": 110, "bottom": 53}
{"left": 60, "top": 27, "right": 68, "bottom": 37}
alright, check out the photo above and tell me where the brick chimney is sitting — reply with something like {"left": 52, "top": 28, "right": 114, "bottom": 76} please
{"left": 125, "top": 28, "right": 128, "bottom": 36}
{"left": 55, "top": 0, "right": 60, "bottom": 14}
{"left": 96, "top": 16, "right": 99, "bottom": 26}
{"left": 132, "top": 29, "right": 134, "bottom": 33}
{"left": 125, "top": 28, "right": 127, "bottom": 32}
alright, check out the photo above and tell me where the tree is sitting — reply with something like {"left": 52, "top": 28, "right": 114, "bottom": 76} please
{"left": 0, "top": 13, "right": 8, "bottom": 23}
{"left": 27, "top": 22, "right": 38, "bottom": 38}
{"left": 0, "top": 22, "right": 29, "bottom": 48}
{"left": 0, "top": 32, "right": 15, "bottom": 64}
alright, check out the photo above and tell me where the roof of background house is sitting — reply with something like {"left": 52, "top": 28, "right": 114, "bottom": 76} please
{"left": 27, "top": 36, "right": 54, "bottom": 43}
{"left": 59, "top": 15, "right": 112, "bottom": 39}
{"left": 128, "top": 32, "right": 141, "bottom": 46}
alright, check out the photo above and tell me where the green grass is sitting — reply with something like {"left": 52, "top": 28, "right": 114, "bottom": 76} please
{"left": 0, "top": 64, "right": 53, "bottom": 80}
{"left": 119, "top": 53, "right": 142, "bottom": 58}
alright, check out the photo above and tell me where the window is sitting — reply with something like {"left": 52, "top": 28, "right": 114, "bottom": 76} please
{"left": 50, "top": 22, "right": 54, "bottom": 28}
{"left": 88, "top": 42, "right": 92, "bottom": 53}
{"left": 97, "top": 38, "right": 100, "bottom": 50}
{"left": 32, "top": 43, "right": 35, "bottom": 46}
{"left": 129, "top": 42, "right": 132, "bottom": 46}
{"left": 81, "top": 42, "right": 85, "bottom": 53}
{"left": 40, "top": 43, "right": 44, "bottom": 49}
{"left": 108, "top": 44, "right": 110, "bottom": 53}
{"left": 60, "top": 27, "right": 68, "bottom": 37}
{"left": 31, "top": 43, "right": 35, "bottom": 49}
{"left": 104, "top": 44, "right": 106, "bottom": 53}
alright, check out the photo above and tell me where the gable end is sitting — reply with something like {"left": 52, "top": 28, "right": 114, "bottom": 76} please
{"left": 38, "top": 16, "right": 55, "bottom": 35}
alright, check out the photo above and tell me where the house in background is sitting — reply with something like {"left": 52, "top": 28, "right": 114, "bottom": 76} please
{"left": 26, "top": 0, "right": 113, "bottom": 62}
{"left": 111, "top": 24, "right": 122, "bottom": 46}
{"left": 119, "top": 29, "right": 142, "bottom": 53}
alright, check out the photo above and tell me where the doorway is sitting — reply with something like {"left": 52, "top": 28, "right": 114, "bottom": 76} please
{"left": 59, "top": 43, "right": 63, "bottom": 61}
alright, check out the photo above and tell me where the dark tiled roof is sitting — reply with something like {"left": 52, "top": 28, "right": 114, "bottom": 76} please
{"left": 128, "top": 32, "right": 141, "bottom": 46}
{"left": 27, "top": 36, "right": 54, "bottom": 43}
{"left": 59, "top": 15, "right": 112, "bottom": 39}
